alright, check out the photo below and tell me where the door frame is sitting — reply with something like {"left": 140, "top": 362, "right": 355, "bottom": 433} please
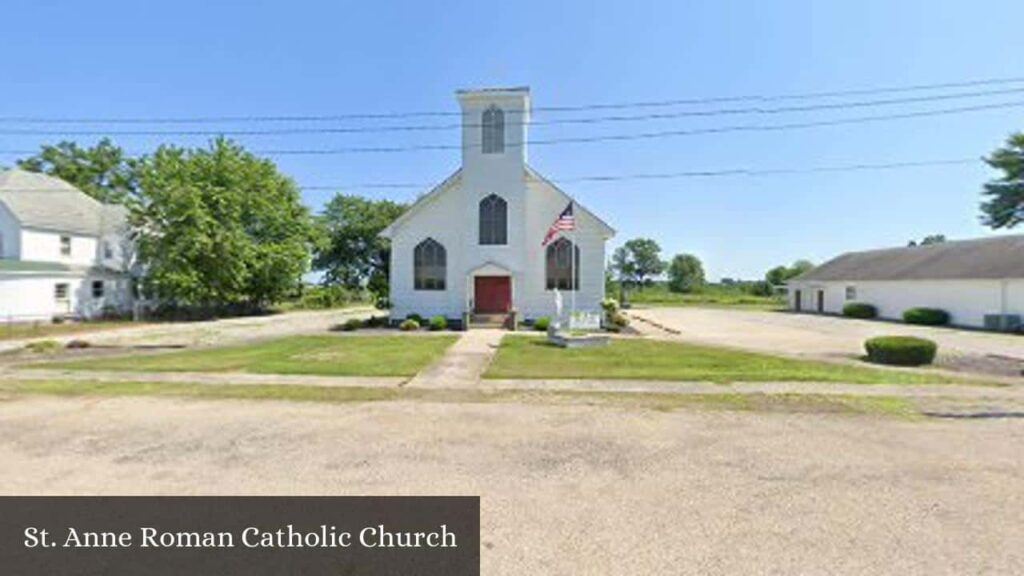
{"left": 816, "top": 289, "right": 825, "bottom": 313}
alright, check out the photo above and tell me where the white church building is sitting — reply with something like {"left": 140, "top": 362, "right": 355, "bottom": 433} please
{"left": 0, "top": 169, "right": 135, "bottom": 322}
{"left": 380, "top": 87, "right": 615, "bottom": 327}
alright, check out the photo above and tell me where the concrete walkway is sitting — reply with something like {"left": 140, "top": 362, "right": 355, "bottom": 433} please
{"left": 405, "top": 329, "right": 505, "bottom": 388}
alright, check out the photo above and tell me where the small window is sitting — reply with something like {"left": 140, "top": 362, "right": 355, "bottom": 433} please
{"left": 91, "top": 280, "right": 104, "bottom": 299}
{"left": 413, "top": 238, "right": 447, "bottom": 291}
{"left": 845, "top": 286, "right": 856, "bottom": 301}
{"left": 545, "top": 238, "right": 580, "bottom": 291}
{"left": 60, "top": 235, "right": 72, "bottom": 257}
{"left": 481, "top": 105, "right": 505, "bottom": 154}
{"left": 478, "top": 194, "right": 508, "bottom": 245}
{"left": 54, "top": 283, "right": 69, "bottom": 301}
{"left": 103, "top": 241, "right": 114, "bottom": 259}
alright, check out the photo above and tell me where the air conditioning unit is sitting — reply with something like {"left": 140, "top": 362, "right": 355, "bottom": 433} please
{"left": 983, "top": 314, "right": 1022, "bottom": 333}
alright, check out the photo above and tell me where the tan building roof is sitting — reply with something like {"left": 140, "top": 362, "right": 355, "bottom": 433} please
{"left": 795, "top": 235, "right": 1024, "bottom": 281}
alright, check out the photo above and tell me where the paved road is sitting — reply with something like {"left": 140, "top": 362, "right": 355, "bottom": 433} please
{"left": 630, "top": 307, "right": 1024, "bottom": 365}
{"left": 0, "top": 395, "right": 1020, "bottom": 575}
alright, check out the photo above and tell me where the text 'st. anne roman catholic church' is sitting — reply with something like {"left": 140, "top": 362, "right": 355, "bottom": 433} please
{"left": 381, "top": 87, "right": 615, "bottom": 326}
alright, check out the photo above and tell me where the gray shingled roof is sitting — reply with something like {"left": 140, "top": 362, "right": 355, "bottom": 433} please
{"left": 795, "top": 235, "right": 1024, "bottom": 281}
{"left": 0, "top": 169, "right": 127, "bottom": 236}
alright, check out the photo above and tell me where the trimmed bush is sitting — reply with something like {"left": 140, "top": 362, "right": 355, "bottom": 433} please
{"left": 65, "top": 339, "right": 92, "bottom": 349}
{"left": 399, "top": 319, "right": 420, "bottom": 331}
{"left": 903, "top": 307, "right": 950, "bottom": 326}
{"left": 534, "top": 317, "right": 552, "bottom": 332}
{"left": 339, "top": 318, "right": 363, "bottom": 332}
{"left": 601, "top": 298, "right": 620, "bottom": 314}
{"left": 428, "top": 315, "right": 448, "bottom": 331}
{"left": 25, "top": 340, "right": 61, "bottom": 354}
{"left": 843, "top": 302, "right": 878, "bottom": 319}
{"left": 406, "top": 313, "right": 425, "bottom": 326}
{"left": 864, "top": 336, "right": 938, "bottom": 366}
{"left": 364, "top": 315, "right": 388, "bottom": 328}
{"left": 611, "top": 312, "right": 630, "bottom": 327}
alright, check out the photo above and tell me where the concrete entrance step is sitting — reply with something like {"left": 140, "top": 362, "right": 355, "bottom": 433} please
{"left": 470, "top": 313, "right": 509, "bottom": 329}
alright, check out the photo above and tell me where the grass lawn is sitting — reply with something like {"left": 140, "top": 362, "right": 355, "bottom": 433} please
{"left": 0, "top": 380, "right": 919, "bottom": 418}
{"left": 39, "top": 335, "right": 458, "bottom": 377}
{"left": 0, "top": 320, "right": 142, "bottom": 342}
{"left": 618, "top": 283, "right": 783, "bottom": 310}
{"left": 485, "top": 336, "right": 963, "bottom": 385}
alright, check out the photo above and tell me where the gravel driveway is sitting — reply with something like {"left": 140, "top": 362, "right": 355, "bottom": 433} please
{"left": 0, "top": 395, "right": 1020, "bottom": 575}
{"left": 631, "top": 307, "right": 1024, "bottom": 376}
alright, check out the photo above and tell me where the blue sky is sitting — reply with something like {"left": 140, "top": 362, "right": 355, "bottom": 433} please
{"left": 2, "top": 0, "right": 1023, "bottom": 280}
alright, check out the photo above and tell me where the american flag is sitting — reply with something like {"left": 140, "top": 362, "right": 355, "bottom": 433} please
{"left": 541, "top": 201, "right": 575, "bottom": 246}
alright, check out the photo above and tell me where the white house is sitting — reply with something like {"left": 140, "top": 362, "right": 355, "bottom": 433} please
{"left": 380, "top": 87, "right": 615, "bottom": 327}
{"left": 787, "top": 235, "right": 1024, "bottom": 330}
{"left": 0, "top": 169, "right": 135, "bottom": 322}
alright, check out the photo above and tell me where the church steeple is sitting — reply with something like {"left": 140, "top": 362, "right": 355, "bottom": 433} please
{"left": 456, "top": 87, "right": 530, "bottom": 182}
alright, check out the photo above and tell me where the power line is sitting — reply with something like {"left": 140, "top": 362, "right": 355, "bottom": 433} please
{"left": 298, "top": 158, "right": 981, "bottom": 191}
{"left": 1, "top": 75, "right": 1023, "bottom": 125}
{"left": 1, "top": 86, "right": 1022, "bottom": 137}
{"left": 0, "top": 99, "right": 1019, "bottom": 158}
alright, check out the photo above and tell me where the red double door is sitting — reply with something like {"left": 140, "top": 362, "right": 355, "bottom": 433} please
{"left": 474, "top": 276, "right": 512, "bottom": 313}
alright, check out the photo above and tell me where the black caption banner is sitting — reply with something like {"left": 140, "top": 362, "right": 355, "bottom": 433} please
{"left": 0, "top": 496, "right": 479, "bottom": 575}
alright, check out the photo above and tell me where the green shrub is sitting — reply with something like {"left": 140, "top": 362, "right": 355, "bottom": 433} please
{"left": 399, "top": 319, "right": 420, "bottom": 331}
{"left": 364, "top": 315, "right": 388, "bottom": 328}
{"left": 611, "top": 312, "right": 630, "bottom": 327}
{"left": 534, "top": 317, "right": 552, "bottom": 332}
{"left": 340, "top": 318, "right": 363, "bottom": 332}
{"left": 295, "top": 285, "right": 362, "bottom": 310}
{"left": 864, "top": 336, "right": 938, "bottom": 366}
{"left": 903, "top": 307, "right": 950, "bottom": 326}
{"left": 65, "top": 339, "right": 92, "bottom": 349}
{"left": 25, "top": 340, "right": 61, "bottom": 354}
{"left": 601, "top": 298, "right": 620, "bottom": 314}
{"left": 406, "top": 313, "right": 425, "bottom": 326}
{"left": 428, "top": 316, "right": 448, "bottom": 331}
{"left": 843, "top": 303, "right": 878, "bottom": 319}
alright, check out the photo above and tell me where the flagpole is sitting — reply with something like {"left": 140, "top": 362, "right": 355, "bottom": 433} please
{"left": 571, "top": 202, "right": 576, "bottom": 328}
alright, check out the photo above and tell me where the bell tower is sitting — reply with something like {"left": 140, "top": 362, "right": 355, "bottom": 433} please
{"left": 456, "top": 87, "right": 530, "bottom": 186}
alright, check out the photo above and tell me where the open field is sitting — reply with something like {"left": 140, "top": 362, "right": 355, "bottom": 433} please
{"left": 36, "top": 334, "right": 457, "bottom": 377}
{"left": 0, "top": 393, "right": 1020, "bottom": 574}
{"left": 485, "top": 336, "right": 965, "bottom": 384}
{"left": 618, "top": 283, "right": 784, "bottom": 310}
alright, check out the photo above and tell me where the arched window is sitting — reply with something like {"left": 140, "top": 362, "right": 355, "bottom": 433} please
{"left": 545, "top": 238, "right": 579, "bottom": 291}
{"left": 414, "top": 238, "right": 446, "bottom": 291}
{"left": 478, "top": 194, "right": 508, "bottom": 245}
{"left": 481, "top": 105, "right": 505, "bottom": 154}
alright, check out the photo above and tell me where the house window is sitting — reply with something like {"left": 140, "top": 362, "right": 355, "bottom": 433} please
{"left": 481, "top": 105, "right": 505, "bottom": 154}
{"left": 103, "top": 241, "right": 114, "bottom": 259}
{"left": 479, "top": 194, "right": 508, "bottom": 245}
{"left": 545, "top": 238, "right": 579, "bottom": 291}
{"left": 54, "top": 283, "right": 69, "bottom": 301}
{"left": 92, "top": 280, "right": 104, "bottom": 299}
{"left": 60, "top": 235, "right": 72, "bottom": 257}
{"left": 413, "top": 238, "right": 446, "bottom": 291}
{"left": 845, "top": 286, "right": 857, "bottom": 301}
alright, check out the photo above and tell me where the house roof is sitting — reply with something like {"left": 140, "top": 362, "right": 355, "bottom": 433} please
{"left": 0, "top": 169, "right": 127, "bottom": 236}
{"left": 794, "top": 235, "right": 1024, "bottom": 282}
{"left": 379, "top": 166, "right": 616, "bottom": 239}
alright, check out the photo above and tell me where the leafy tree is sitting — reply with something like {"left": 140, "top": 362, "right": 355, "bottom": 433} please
{"left": 131, "top": 138, "right": 314, "bottom": 311}
{"left": 667, "top": 253, "right": 705, "bottom": 293}
{"left": 981, "top": 132, "right": 1024, "bottom": 229}
{"left": 17, "top": 138, "right": 139, "bottom": 204}
{"left": 611, "top": 238, "right": 665, "bottom": 290}
{"left": 908, "top": 234, "right": 946, "bottom": 247}
{"left": 765, "top": 259, "right": 814, "bottom": 286}
{"left": 313, "top": 194, "right": 407, "bottom": 298}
